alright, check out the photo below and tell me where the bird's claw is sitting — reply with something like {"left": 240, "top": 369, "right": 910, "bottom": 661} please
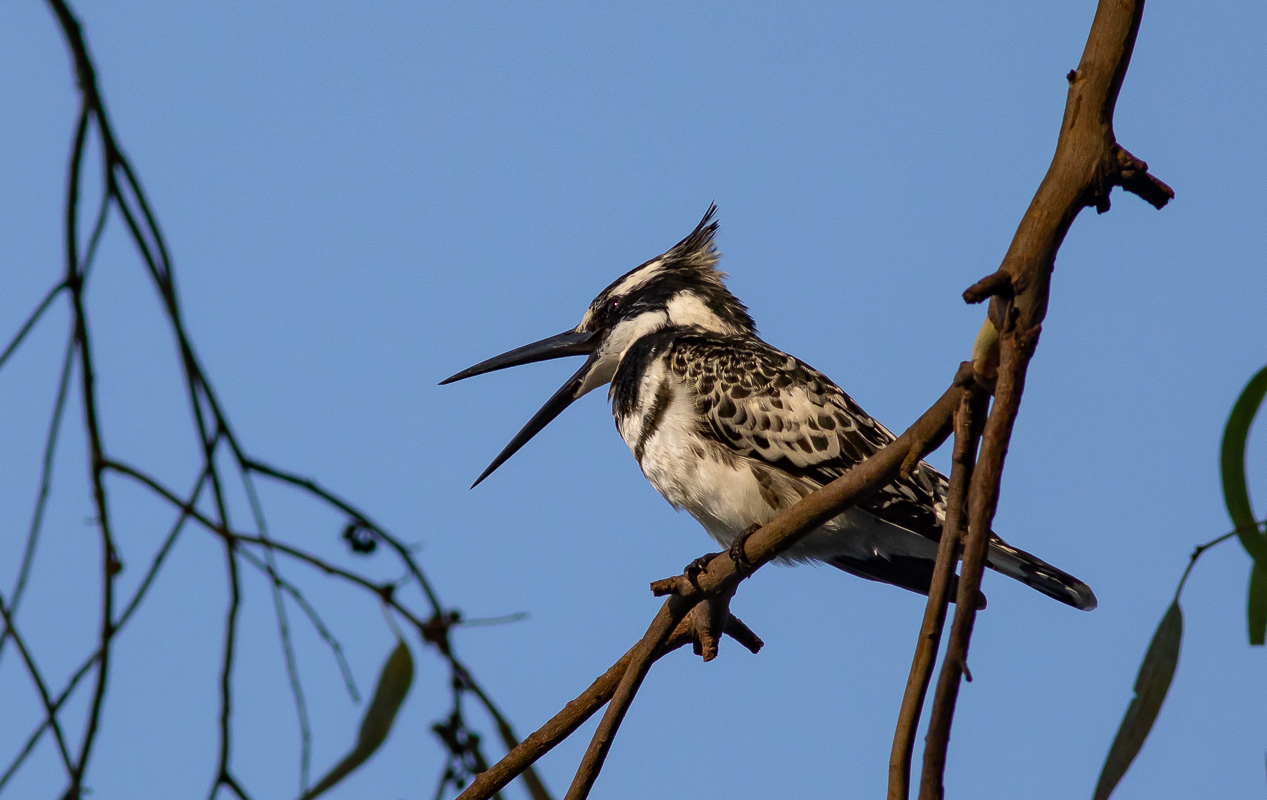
{"left": 728, "top": 523, "right": 761, "bottom": 576}
{"left": 684, "top": 552, "right": 722, "bottom": 589}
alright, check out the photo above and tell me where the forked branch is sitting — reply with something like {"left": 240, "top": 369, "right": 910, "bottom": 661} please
{"left": 460, "top": 366, "right": 976, "bottom": 800}
{"left": 914, "top": 1, "right": 1171, "bottom": 798}
{"left": 467, "top": 0, "right": 1172, "bottom": 797}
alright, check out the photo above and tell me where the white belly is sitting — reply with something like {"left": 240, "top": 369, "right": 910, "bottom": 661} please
{"left": 616, "top": 376, "right": 937, "bottom": 565}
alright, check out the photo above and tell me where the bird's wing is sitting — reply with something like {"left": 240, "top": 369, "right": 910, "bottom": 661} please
{"left": 665, "top": 333, "right": 949, "bottom": 541}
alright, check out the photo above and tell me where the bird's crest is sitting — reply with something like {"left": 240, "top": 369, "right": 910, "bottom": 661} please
{"left": 661, "top": 202, "right": 721, "bottom": 276}
{"left": 580, "top": 203, "right": 753, "bottom": 334}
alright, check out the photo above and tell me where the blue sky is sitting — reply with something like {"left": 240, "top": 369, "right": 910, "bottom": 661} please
{"left": 2, "top": 1, "right": 1266, "bottom": 798}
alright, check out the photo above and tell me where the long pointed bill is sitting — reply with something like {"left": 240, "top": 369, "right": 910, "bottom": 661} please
{"left": 469, "top": 351, "right": 599, "bottom": 487}
{"left": 439, "top": 330, "right": 597, "bottom": 385}
{"left": 440, "top": 329, "right": 601, "bottom": 487}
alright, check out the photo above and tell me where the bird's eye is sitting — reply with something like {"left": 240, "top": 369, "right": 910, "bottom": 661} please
{"left": 608, "top": 298, "right": 621, "bottom": 312}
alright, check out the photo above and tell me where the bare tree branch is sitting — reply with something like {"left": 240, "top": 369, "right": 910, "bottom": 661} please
{"left": 0, "top": 596, "right": 74, "bottom": 776}
{"left": 11, "top": 4, "right": 555, "bottom": 798}
{"left": 461, "top": 1, "right": 1173, "bottom": 795}
{"left": 918, "top": 2, "right": 1171, "bottom": 798}
{"left": 0, "top": 335, "right": 75, "bottom": 666}
{"left": 459, "top": 368, "right": 971, "bottom": 800}
{"left": 13, "top": 1, "right": 1173, "bottom": 797}
{"left": 888, "top": 385, "right": 988, "bottom": 800}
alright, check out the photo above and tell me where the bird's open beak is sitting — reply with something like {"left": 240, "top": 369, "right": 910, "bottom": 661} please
{"left": 440, "top": 329, "right": 600, "bottom": 487}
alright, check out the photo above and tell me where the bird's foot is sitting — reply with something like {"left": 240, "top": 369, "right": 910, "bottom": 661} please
{"left": 727, "top": 523, "right": 761, "bottom": 576}
{"left": 683, "top": 552, "right": 722, "bottom": 589}
{"left": 647, "top": 530, "right": 768, "bottom": 662}
{"left": 649, "top": 572, "right": 764, "bottom": 661}
{"left": 677, "top": 594, "right": 763, "bottom": 661}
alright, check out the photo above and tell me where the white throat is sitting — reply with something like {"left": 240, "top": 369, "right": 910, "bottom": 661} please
{"left": 575, "top": 291, "right": 743, "bottom": 397}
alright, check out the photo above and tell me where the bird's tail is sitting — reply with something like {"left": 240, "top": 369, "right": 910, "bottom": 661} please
{"left": 986, "top": 537, "right": 1097, "bottom": 611}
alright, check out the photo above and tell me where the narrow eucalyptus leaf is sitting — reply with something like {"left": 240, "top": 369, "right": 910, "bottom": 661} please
{"left": 1220, "top": 364, "right": 1267, "bottom": 565}
{"left": 1250, "top": 563, "right": 1267, "bottom": 646}
{"left": 297, "top": 640, "right": 414, "bottom": 800}
{"left": 1092, "top": 601, "right": 1183, "bottom": 800}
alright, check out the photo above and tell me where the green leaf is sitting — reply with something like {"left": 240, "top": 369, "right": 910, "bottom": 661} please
{"left": 1250, "top": 563, "right": 1267, "bottom": 646}
{"left": 1093, "top": 601, "right": 1183, "bottom": 800}
{"left": 1220, "top": 365, "right": 1267, "bottom": 566}
{"left": 298, "top": 640, "right": 414, "bottom": 800}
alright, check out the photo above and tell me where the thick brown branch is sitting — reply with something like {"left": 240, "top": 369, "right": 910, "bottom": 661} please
{"left": 564, "top": 605, "right": 678, "bottom": 800}
{"left": 920, "top": 333, "right": 1037, "bottom": 800}
{"left": 457, "top": 600, "right": 759, "bottom": 800}
{"left": 915, "top": 2, "right": 1170, "bottom": 797}
{"left": 448, "top": 662, "right": 553, "bottom": 800}
{"left": 996, "top": 0, "right": 1170, "bottom": 334}
{"left": 457, "top": 649, "right": 632, "bottom": 800}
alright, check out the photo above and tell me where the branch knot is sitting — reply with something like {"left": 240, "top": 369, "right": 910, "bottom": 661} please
{"left": 962, "top": 271, "right": 1014, "bottom": 305}
{"left": 1086, "top": 144, "right": 1175, "bottom": 213}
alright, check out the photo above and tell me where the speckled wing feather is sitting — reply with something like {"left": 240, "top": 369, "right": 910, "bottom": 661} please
{"left": 661, "top": 332, "right": 949, "bottom": 541}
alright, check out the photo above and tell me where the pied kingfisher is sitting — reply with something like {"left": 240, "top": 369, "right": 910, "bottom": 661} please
{"left": 442, "top": 206, "right": 1096, "bottom": 610}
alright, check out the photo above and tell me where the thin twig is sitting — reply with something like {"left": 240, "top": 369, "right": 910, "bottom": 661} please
{"left": 236, "top": 547, "right": 361, "bottom": 702}
{"left": 115, "top": 469, "right": 211, "bottom": 628}
{"left": 1174, "top": 529, "right": 1248, "bottom": 601}
{"left": 454, "top": 613, "right": 530, "bottom": 628}
{"left": 237, "top": 464, "right": 314, "bottom": 790}
{"left": 0, "top": 596, "right": 75, "bottom": 776}
{"left": 0, "top": 281, "right": 65, "bottom": 372}
{"left": 888, "top": 385, "right": 987, "bottom": 800}
{"left": 0, "top": 334, "right": 75, "bottom": 664}
{"left": 242, "top": 458, "right": 447, "bottom": 614}
{"left": 209, "top": 536, "right": 243, "bottom": 800}
{"left": 220, "top": 770, "right": 255, "bottom": 800}
{"left": 0, "top": 470, "right": 208, "bottom": 792}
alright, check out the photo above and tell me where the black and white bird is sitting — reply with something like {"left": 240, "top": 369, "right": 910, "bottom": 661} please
{"left": 442, "top": 206, "right": 1096, "bottom": 611}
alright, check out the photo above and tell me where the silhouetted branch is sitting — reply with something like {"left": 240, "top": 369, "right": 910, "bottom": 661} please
{"left": 0, "top": 471, "right": 207, "bottom": 793}
{"left": 241, "top": 458, "right": 447, "bottom": 614}
{"left": 2, "top": 3, "right": 554, "bottom": 798}
{"left": 0, "top": 336, "right": 74, "bottom": 665}
{"left": 0, "top": 596, "right": 74, "bottom": 776}
{"left": 0, "top": 282, "right": 64, "bottom": 371}
{"left": 236, "top": 547, "right": 361, "bottom": 702}
{"left": 239, "top": 467, "right": 315, "bottom": 790}
{"left": 62, "top": 91, "right": 118, "bottom": 800}
{"left": 1175, "top": 530, "right": 1240, "bottom": 600}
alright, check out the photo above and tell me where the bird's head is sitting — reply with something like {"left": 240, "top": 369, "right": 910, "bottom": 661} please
{"left": 442, "top": 204, "right": 754, "bottom": 486}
